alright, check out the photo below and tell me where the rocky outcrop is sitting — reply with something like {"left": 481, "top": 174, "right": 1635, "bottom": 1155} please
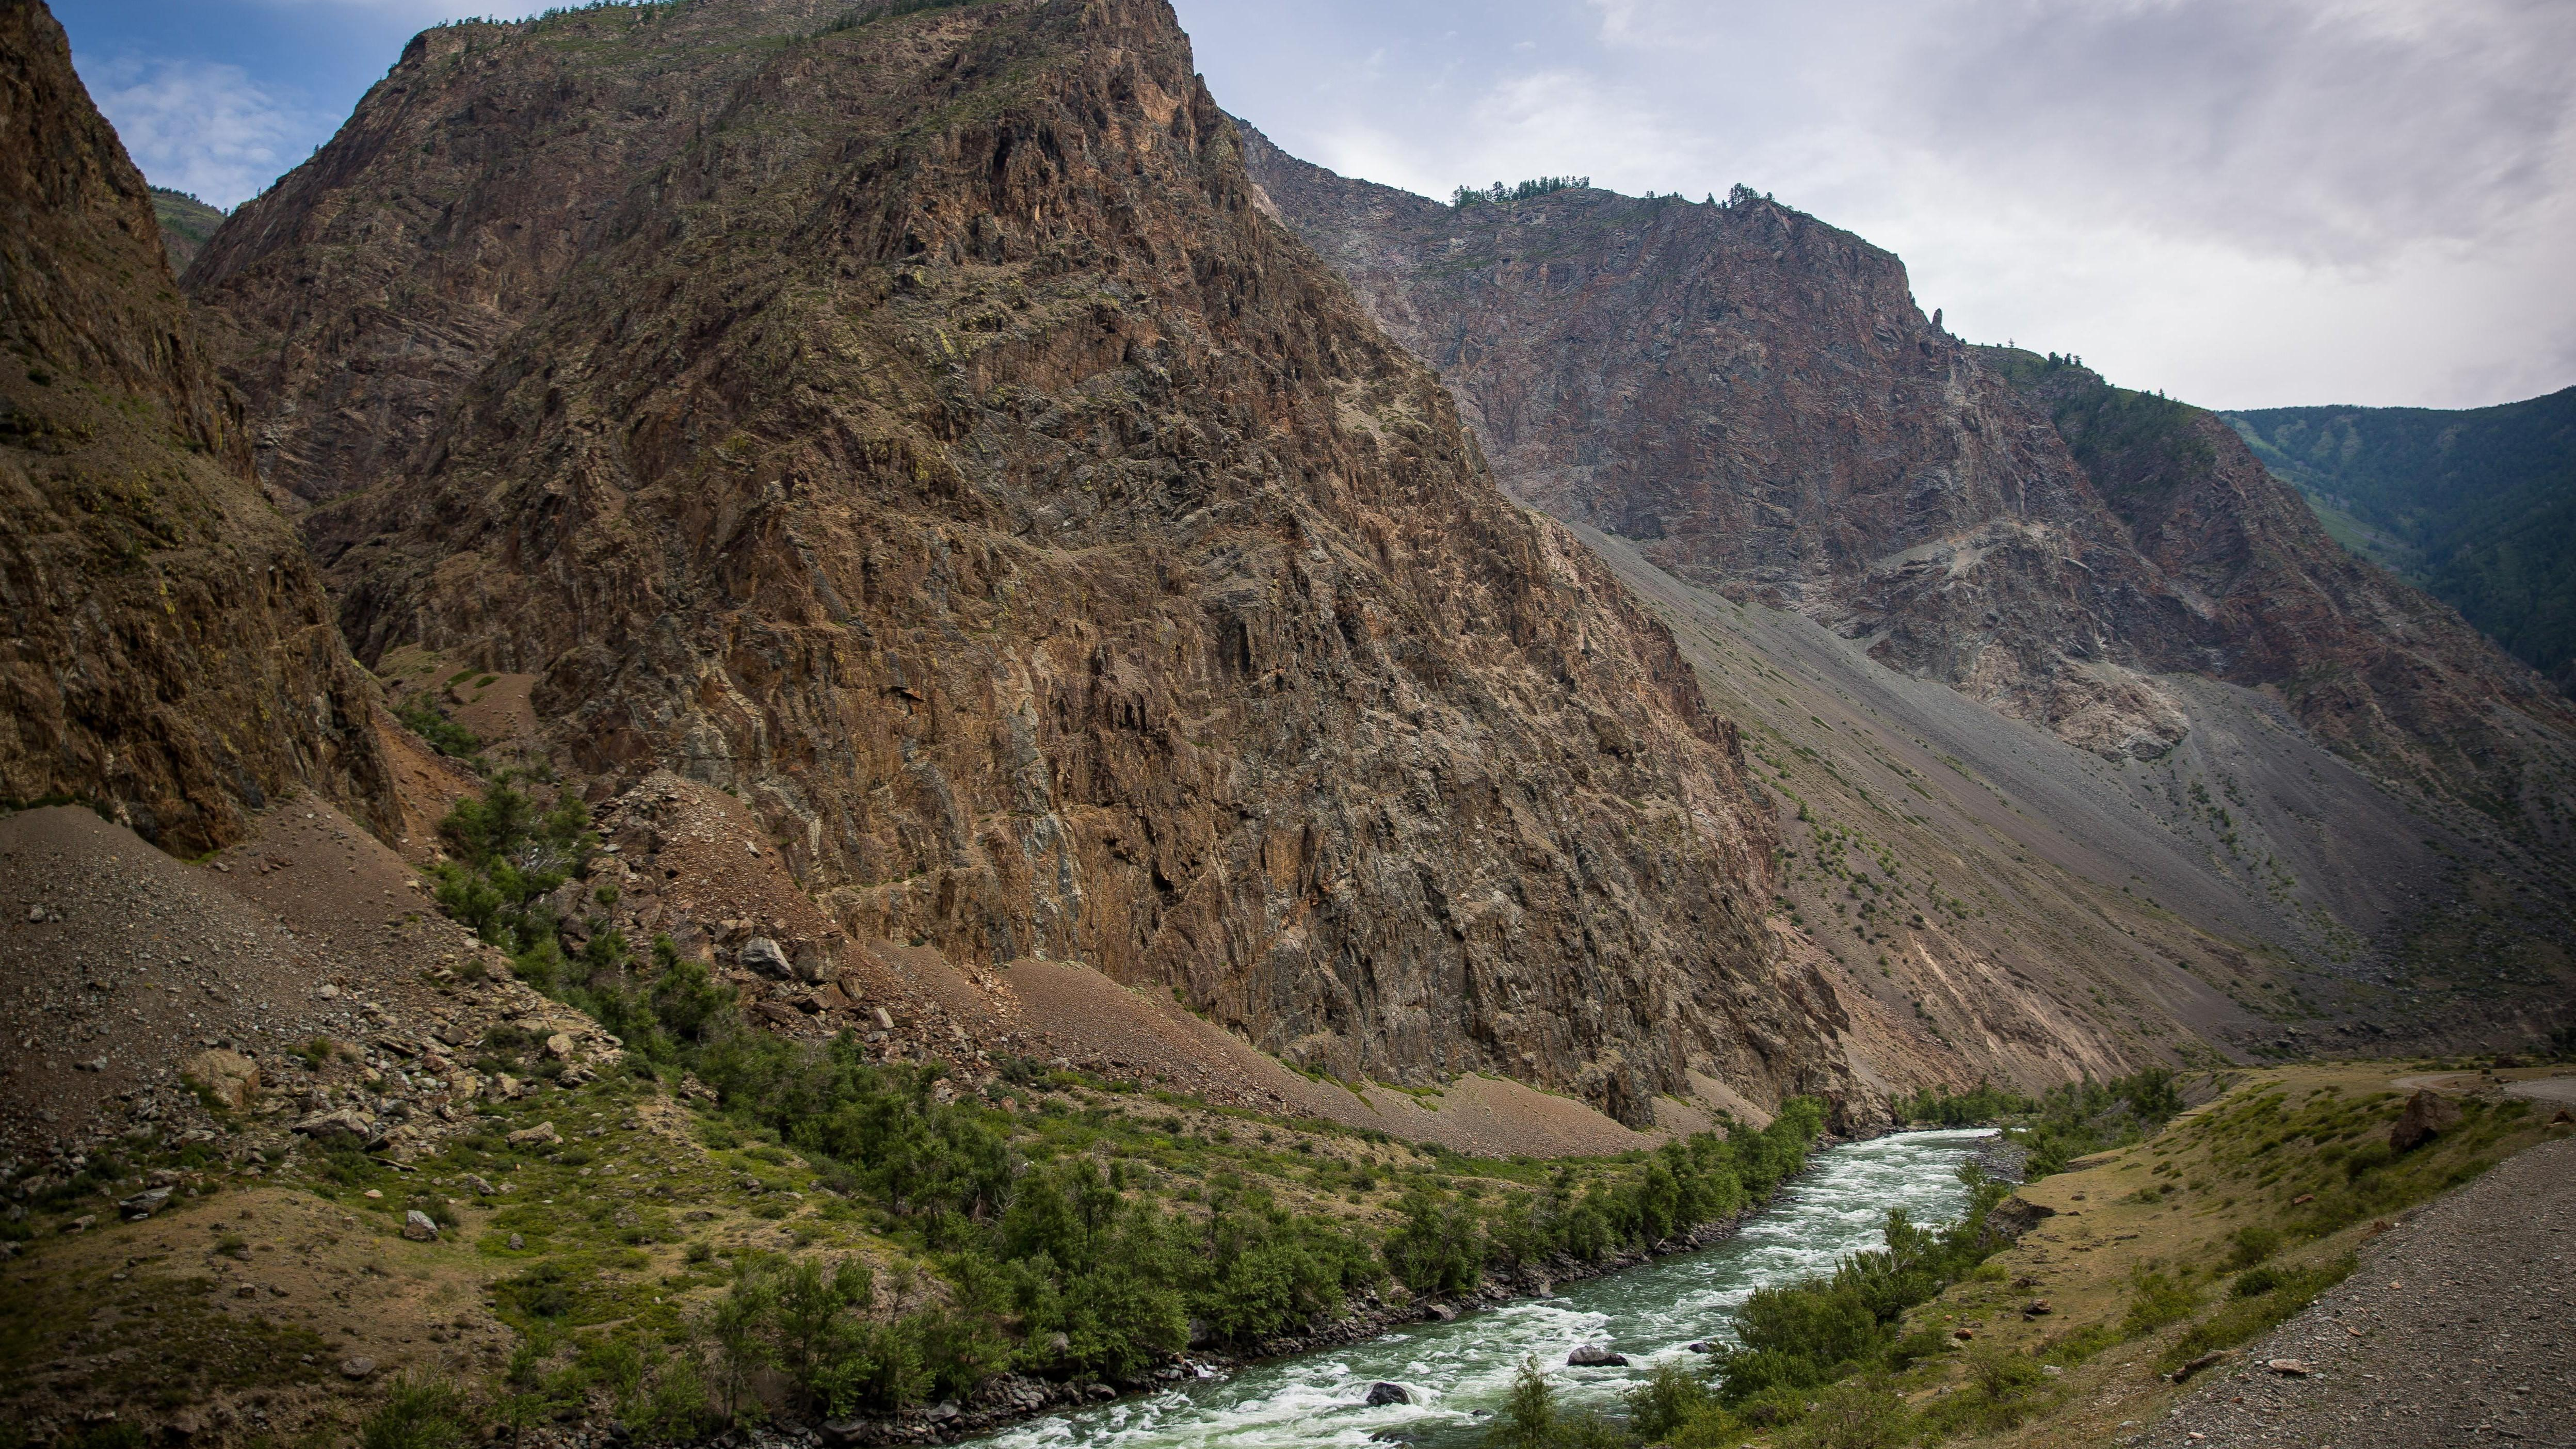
{"left": 1237, "top": 128, "right": 2576, "bottom": 838}
{"left": 186, "top": 0, "right": 1853, "bottom": 1123}
{"left": 0, "top": 0, "right": 391, "bottom": 854}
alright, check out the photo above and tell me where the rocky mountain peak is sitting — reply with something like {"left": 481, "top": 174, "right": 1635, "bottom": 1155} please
{"left": 182, "top": 0, "right": 1858, "bottom": 1124}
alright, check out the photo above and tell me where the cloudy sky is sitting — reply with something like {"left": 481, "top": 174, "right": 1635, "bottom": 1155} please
{"left": 59, "top": 0, "right": 2576, "bottom": 410}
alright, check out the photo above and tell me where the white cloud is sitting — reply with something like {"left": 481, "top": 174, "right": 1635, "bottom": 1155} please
{"left": 1186, "top": 0, "right": 2576, "bottom": 409}
{"left": 83, "top": 54, "right": 319, "bottom": 209}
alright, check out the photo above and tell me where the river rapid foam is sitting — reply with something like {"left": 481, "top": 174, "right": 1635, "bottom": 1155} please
{"left": 965, "top": 1128, "right": 1996, "bottom": 1449}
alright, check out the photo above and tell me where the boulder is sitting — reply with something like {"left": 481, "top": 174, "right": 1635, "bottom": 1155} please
{"left": 543, "top": 1033, "right": 576, "bottom": 1059}
{"left": 402, "top": 1210, "right": 440, "bottom": 1242}
{"left": 507, "top": 1121, "right": 562, "bottom": 1148}
{"left": 118, "top": 1187, "right": 172, "bottom": 1219}
{"left": 1364, "top": 1382, "right": 1412, "bottom": 1407}
{"left": 1567, "top": 1345, "right": 1628, "bottom": 1367}
{"left": 292, "top": 1108, "right": 378, "bottom": 1145}
{"left": 2389, "top": 1089, "right": 2462, "bottom": 1151}
{"left": 338, "top": 1357, "right": 376, "bottom": 1380}
{"left": 739, "top": 937, "right": 793, "bottom": 979}
{"left": 2264, "top": 1359, "right": 2313, "bottom": 1376}
{"left": 181, "top": 1050, "right": 261, "bottom": 1110}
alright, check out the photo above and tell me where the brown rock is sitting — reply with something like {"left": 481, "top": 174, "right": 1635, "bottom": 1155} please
{"left": 2390, "top": 1089, "right": 2463, "bottom": 1151}
{"left": 186, "top": 0, "right": 1849, "bottom": 1123}
{"left": 0, "top": 0, "right": 393, "bottom": 855}
{"left": 180, "top": 1049, "right": 260, "bottom": 1111}
{"left": 1238, "top": 114, "right": 2576, "bottom": 1029}
{"left": 1237, "top": 125, "right": 2574, "bottom": 804}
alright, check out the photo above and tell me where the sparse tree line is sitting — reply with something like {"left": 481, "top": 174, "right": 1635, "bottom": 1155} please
{"left": 1452, "top": 176, "right": 1591, "bottom": 207}
{"left": 395, "top": 783, "right": 1830, "bottom": 1438}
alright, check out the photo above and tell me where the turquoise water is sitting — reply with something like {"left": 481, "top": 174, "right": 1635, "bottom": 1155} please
{"left": 965, "top": 1129, "right": 1995, "bottom": 1449}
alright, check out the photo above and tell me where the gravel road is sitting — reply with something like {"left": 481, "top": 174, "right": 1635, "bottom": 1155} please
{"left": 2156, "top": 1134, "right": 2576, "bottom": 1448}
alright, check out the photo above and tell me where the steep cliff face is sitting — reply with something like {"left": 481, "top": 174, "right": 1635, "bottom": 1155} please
{"left": 1238, "top": 130, "right": 2576, "bottom": 847}
{"left": 1240, "top": 125, "right": 2576, "bottom": 1044}
{"left": 190, "top": 0, "right": 1850, "bottom": 1123}
{"left": 0, "top": 0, "right": 390, "bottom": 854}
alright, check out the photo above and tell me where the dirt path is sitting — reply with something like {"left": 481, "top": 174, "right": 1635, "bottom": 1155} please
{"left": 2156, "top": 1134, "right": 2576, "bottom": 1448}
{"left": 2392, "top": 1070, "right": 2576, "bottom": 1110}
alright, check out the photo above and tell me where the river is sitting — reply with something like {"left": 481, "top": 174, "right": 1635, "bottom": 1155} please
{"left": 966, "top": 1128, "right": 1997, "bottom": 1449}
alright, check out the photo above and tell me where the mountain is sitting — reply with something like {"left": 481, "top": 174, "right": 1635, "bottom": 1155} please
{"left": 1236, "top": 126, "right": 2576, "bottom": 1046}
{"left": 0, "top": 0, "right": 391, "bottom": 853}
{"left": 173, "top": 0, "right": 1891, "bottom": 1125}
{"left": 2226, "top": 389, "right": 2576, "bottom": 691}
{"left": 147, "top": 185, "right": 222, "bottom": 270}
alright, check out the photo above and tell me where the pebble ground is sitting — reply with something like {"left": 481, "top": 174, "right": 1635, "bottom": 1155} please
{"left": 2158, "top": 1134, "right": 2575, "bottom": 1448}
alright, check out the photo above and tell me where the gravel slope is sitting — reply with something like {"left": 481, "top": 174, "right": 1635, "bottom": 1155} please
{"left": 2156, "top": 1134, "right": 2576, "bottom": 1448}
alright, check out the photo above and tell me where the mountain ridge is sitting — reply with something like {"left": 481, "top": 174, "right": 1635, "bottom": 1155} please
{"left": 175, "top": 0, "right": 1887, "bottom": 1125}
{"left": 2226, "top": 387, "right": 2576, "bottom": 692}
{"left": 1236, "top": 117, "right": 2575, "bottom": 1048}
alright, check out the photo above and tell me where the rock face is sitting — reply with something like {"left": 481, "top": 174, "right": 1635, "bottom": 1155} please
{"left": 184, "top": 0, "right": 1849, "bottom": 1122}
{"left": 0, "top": 0, "right": 392, "bottom": 854}
{"left": 1236, "top": 130, "right": 2576, "bottom": 834}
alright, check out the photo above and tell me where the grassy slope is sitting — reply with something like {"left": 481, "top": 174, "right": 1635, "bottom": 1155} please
{"left": 0, "top": 1021, "right": 1813, "bottom": 1444}
{"left": 148, "top": 187, "right": 223, "bottom": 272}
{"left": 1873, "top": 1063, "right": 2565, "bottom": 1446}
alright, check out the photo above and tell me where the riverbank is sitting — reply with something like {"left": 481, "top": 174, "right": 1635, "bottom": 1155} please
{"left": 1657, "top": 1060, "right": 2574, "bottom": 1449}
{"left": 807, "top": 1152, "right": 1849, "bottom": 1446}
{"left": 908, "top": 1130, "right": 2002, "bottom": 1449}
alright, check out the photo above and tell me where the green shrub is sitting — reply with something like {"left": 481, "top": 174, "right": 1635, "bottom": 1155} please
{"left": 2226, "top": 1223, "right": 2280, "bottom": 1269}
{"left": 1780, "top": 1379, "right": 1911, "bottom": 1449}
{"left": 1626, "top": 1361, "right": 1717, "bottom": 1441}
{"left": 2120, "top": 1266, "right": 2202, "bottom": 1337}
{"left": 622, "top": 1354, "right": 711, "bottom": 1443}
{"left": 1891, "top": 1080, "right": 2032, "bottom": 1126}
{"left": 360, "top": 1376, "right": 477, "bottom": 1449}
{"left": 1710, "top": 1181, "right": 2010, "bottom": 1404}
{"left": 2158, "top": 1256, "right": 2355, "bottom": 1374}
{"left": 1918, "top": 1349, "right": 2053, "bottom": 1437}
{"left": 396, "top": 700, "right": 482, "bottom": 761}
{"left": 1481, "top": 1357, "right": 1625, "bottom": 1449}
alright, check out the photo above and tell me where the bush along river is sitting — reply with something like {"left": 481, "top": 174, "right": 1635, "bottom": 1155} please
{"left": 964, "top": 1128, "right": 1999, "bottom": 1449}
